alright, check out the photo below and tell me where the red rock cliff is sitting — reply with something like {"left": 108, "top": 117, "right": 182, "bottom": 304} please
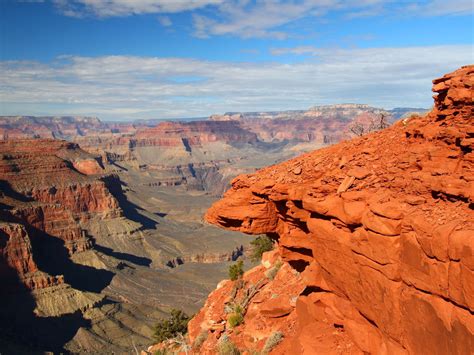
{"left": 0, "top": 139, "right": 121, "bottom": 290}
{"left": 189, "top": 66, "right": 474, "bottom": 354}
{"left": 134, "top": 120, "right": 258, "bottom": 147}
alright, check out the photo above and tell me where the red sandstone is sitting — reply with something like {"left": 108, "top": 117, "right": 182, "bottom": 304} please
{"left": 185, "top": 66, "right": 474, "bottom": 354}
{"left": 0, "top": 139, "right": 121, "bottom": 290}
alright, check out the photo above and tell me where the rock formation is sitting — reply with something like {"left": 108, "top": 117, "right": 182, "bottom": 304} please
{"left": 0, "top": 139, "right": 121, "bottom": 290}
{"left": 0, "top": 107, "right": 425, "bottom": 199}
{"left": 0, "top": 115, "right": 138, "bottom": 140}
{"left": 184, "top": 66, "right": 473, "bottom": 354}
{"left": 209, "top": 104, "right": 424, "bottom": 144}
{"left": 134, "top": 120, "right": 258, "bottom": 146}
{"left": 0, "top": 136, "right": 253, "bottom": 353}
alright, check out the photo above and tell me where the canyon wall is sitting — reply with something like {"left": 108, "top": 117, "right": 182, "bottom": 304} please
{"left": 0, "top": 115, "right": 138, "bottom": 140}
{"left": 0, "top": 136, "right": 254, "bottom": 353}
{"left": 0, "top": 139, "right": 121, "bottom": 289}
{"left": 1, "top": 106, "right": 425, "bottom": 198}
{"left": 74, "top": 120, "right": 264, "bottom": 194}
{"left": 134, "top": 120, "right": 258, "bottom": 146}
{"left": 183, "top": 66, "right": 474, "bottom": 354}
{"left": 209, "top": 104, "right": 424, "bottom": 144}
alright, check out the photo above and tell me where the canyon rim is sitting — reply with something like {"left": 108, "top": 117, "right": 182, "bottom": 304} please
{"left": 1, "top": 1, "right": 473, "bottom": 354}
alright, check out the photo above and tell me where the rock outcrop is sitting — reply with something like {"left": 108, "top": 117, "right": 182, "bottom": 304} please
{"left": 187, "top": 66, "right": 474, "bottom": 354}
{"left": 0, "top": 139, "right": 121, "bottom": 290}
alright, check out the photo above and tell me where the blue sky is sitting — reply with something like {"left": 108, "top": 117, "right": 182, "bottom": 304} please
{"left": 0, "top": 0, "right": 473, "bottom": 120}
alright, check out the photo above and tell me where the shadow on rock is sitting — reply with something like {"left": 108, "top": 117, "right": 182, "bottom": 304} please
{"left": 102, "top": 175, "right": 159, "bottom": 230}
{"left": 29, "top": 228, "right": 115, "bottom": 293}
{"left": 0, "top": 262, "right": 91, "bottom": 354}
{"left": 94, "top": 244, "right": 152, "bottom": 267}
{"left": 0, "top": 179, "right": 33, "bottom": 203}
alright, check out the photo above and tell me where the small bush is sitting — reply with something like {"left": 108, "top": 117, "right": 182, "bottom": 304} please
{"left": 263, "top": 331, "right": 283, "bottom": 353}
{"left": 228, "top": 260, "right": 244, "bottom": 281}
{"left": 193, "top": 330, "right": 208, "bottom": 349}
{"left": 153, "top": 309, "right": 190, "bottom": 343}
{"left": 218, "top": 335, "right": 241, "bottom": 355}
{"left": 227, "top": 312, "right": 244, "bottom": 328}
{"left": 227, "top": 304, "right": 244, "bottom": 328}
{"left": 250, "top": 235, "right": 274, "bottom": 261}
{"left": 264, "top": 260, "right": 283, "bottom": 280}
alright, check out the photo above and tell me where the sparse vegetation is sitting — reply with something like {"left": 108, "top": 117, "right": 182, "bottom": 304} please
{"left": 349, "top": 113, "right": 389, "bottom": 137}
{"left": 263, "top": 331, "right": 284, "bottom": 353}
{"left": 227, "top": 304, "right": 244, "bottom": 328}
{"left": 218, "top": 335, "right": 241, "bottom": 355}
{"left": 264, "top": 260, "right": 283, "bottom": 280}
{"left": 227, "top": 312, "right": 244, "bottom": 328}
{"left": 169, "top": 333, "right": 191, "bottom": 354}
{"left": 193, "top": 330, "right": 208, "bottom": 350}
{"left": 152, "top": 309, "right": 190, "bottom": 343}
{"left": 228, "top": 260, "right": 244, "bottom": 281}
{"left": 250, "top": 235, "right": 274, "bottom": 261}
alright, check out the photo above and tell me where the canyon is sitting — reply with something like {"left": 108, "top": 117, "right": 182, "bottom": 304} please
{"left": 158, "top": 65, "right": 473, "bottom": 354}
{"left": 0, "top": 80, "right": 459, "bottom": 354}
{"left": 0, "top": 104, "right": 425, "bottom": 196}
{"left": 0, "top": 138, "right": 250, "bottom": 353}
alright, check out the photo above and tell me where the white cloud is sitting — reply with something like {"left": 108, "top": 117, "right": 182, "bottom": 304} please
{"left": 0, "top": 45, "right": 471, "bottom": 119}
{"left": 271, "top": 45, "right": 320, "bottom": 56}
{"left": 53, "top": 0, "right": 222, "bottom": 18}
{"left": 50, "top": 0, "right": 473, "bottom": 38}
{"left": 157, "top": 15, "right": 172, "bottom": 26}
{"left": 193, "top": 0, "right": 337, "bottom": 39}
{"left": 191, "top": 0, "right": 472, "bottom": 39}
{"left": 404, "top": 0, "right": 473, "bottom": 16}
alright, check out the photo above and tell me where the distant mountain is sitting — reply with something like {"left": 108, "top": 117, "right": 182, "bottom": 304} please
{"left": 388, "top": 107, "right": 430, "bottom": 119}
{"left": 209, "top": 104, "right": 427, "bottom": 143}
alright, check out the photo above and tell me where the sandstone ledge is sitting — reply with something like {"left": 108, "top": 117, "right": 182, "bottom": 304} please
{"left": 195, "top": 66, "right": 474, "bottom": 354}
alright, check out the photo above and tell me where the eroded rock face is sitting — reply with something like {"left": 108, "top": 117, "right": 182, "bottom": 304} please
{"left": 135, "top": 120, "right": 258, "bottom": 147}
{"left": 209, "top": 104, "right": 421, "bottom": 144}
{"left": 190, "top": 66, "right": 474, "bottom": 354}
{"left": 0, "top": 115, "right": 137, "bottom": 140}
{"left": 0, "top": 139, "right": 121, "bottom": 290}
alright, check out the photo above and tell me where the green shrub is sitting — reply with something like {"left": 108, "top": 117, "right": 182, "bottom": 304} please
{"left": 153, "top": 309, "right": 190, "bottom": 343}
{"left": 250, "top": 235, "right": 274, "bottom": 261}
{"left": 228, "top": 260, "right": 244, "bottom": 281}
{"left": 227, "top": 312, "right": 244, "bottom": 328}
{"left": 218, "top": 335, "right": 241, "bottom": 355}
{"left": 227, "top": 303, "right": 244, "bottom": 328}
{"left": 263, "top": 331, "right": 283, "bottom": 353}
{"left": 264, "top": 260, "right": 283, "bottom": 280}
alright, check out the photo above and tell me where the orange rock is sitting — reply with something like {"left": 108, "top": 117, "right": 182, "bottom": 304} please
{"left": 197, "top": 66, "right": 474, "bottom": 354}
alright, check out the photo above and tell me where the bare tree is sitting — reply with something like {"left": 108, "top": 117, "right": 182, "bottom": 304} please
{"left": 350, "top": 123, "right": 366, "bottom": 136}
{"left": 349, "top": 113, "right": 389, "bottom": 137}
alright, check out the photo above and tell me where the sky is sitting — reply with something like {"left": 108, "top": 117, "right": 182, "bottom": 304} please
{"left": 0, "top": 0, "right": 473, "bottom": 120}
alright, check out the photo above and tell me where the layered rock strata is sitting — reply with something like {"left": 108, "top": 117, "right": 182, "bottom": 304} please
{"left": 187, "top": 66, "right": 474, "bottom": 354}
{"left": 0, "top": 139, "right": 121, "bottom": 289}
{"left": 209, "top": 104, "right": 423, "bottom": 144}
